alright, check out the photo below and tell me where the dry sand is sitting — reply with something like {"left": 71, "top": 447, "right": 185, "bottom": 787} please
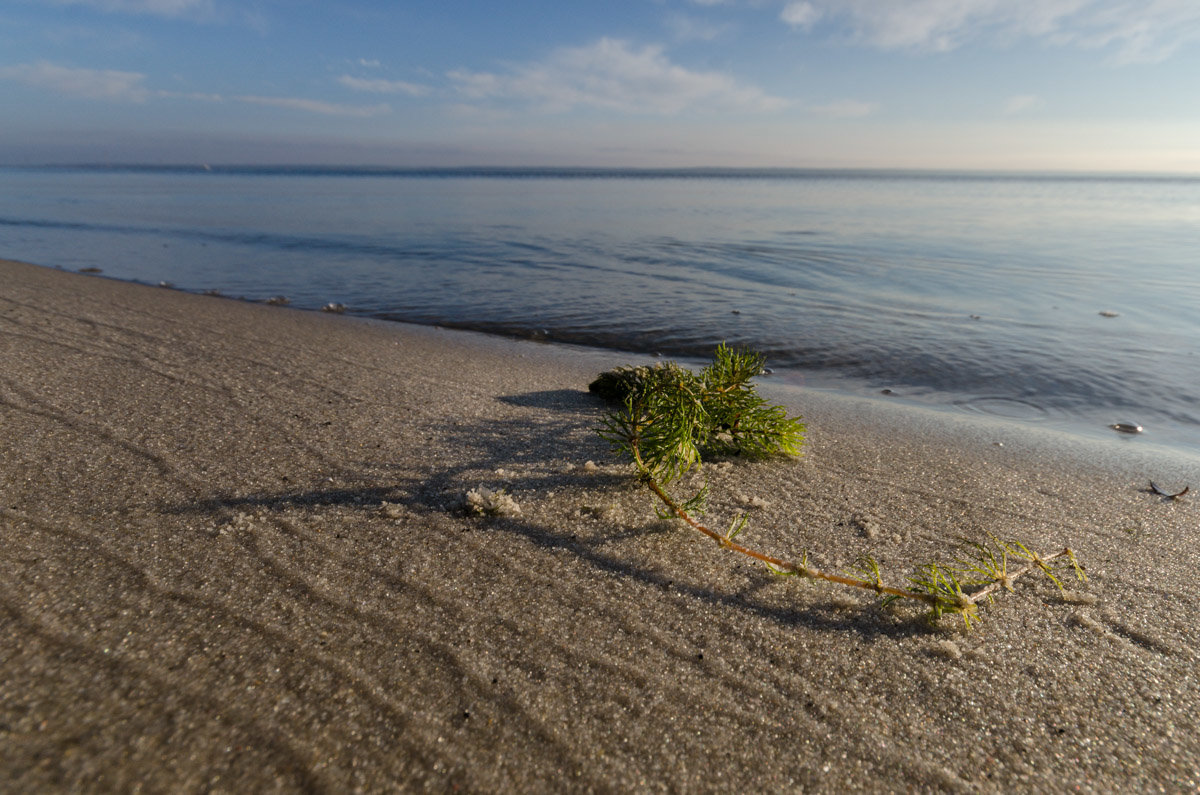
{"left": 2, "top": 257, "right": 1198, "bottom": 792}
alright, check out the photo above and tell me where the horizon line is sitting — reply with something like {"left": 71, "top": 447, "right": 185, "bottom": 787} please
{"left": 7, "top": 163, "right": 1200, "bottom": 180}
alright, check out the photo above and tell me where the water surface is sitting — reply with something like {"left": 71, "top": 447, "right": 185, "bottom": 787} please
{"left": 3, "top": 166, "right": 1197, "bottom": 456}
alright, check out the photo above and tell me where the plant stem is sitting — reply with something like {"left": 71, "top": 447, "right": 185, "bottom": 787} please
{"left": 600, "top": 347, "right": 1083, "bottom": 627}
{"left": 966, "top": 550, "right": 1077, "bottom": 602}
{"left": 631, "top": 440, "right": 1078, "bottom": 619}
{"left": 632, "top": 444, "right": 942, "bottom": 607}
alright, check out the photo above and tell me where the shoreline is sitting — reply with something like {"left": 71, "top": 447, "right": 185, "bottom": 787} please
{"left": 40, "top": 261, "right": 1200, "bottom": 470}
{"left": 2, "top": 258, "right": 1197, "bottom": 790}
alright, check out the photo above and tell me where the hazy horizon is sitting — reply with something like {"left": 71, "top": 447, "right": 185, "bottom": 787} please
{"left": 9, "top": 162, "right": 1200, "bottom": 179}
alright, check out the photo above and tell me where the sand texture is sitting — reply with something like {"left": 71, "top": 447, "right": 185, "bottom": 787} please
{"left": 2, "top": 258, "right": 1198, "bottom": 792}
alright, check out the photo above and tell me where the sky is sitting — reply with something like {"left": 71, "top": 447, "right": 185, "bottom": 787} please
{"left": 3, "top": 0, "right": 1200, "bottom": 171}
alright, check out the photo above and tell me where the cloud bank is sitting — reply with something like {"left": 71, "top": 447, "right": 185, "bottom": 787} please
{"left": 449, "top": 38, "right": 787, "bottom": 114}
{"left": 234, "top": 96, "right": 391, "bottom": 117}
{"left": 42, "top": 0, "right": 216, "bottom": 19}
{"left": 779, "top": 0, "right": 1200, "bottom": 62}
{"left": 1, "top": 61, "right": 393, "bottom": 117}
{"left": 0, "top": 61, "right": 149, "bottom": 101}
{"left": 338, "top": 75, "right": 430, "bottom": 98}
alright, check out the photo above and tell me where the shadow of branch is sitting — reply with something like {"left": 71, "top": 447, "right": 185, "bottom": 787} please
{"left": 165, "top": 385, "right": 937, "bottom": 639}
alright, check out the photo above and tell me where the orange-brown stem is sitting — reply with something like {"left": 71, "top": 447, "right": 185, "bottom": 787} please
{"left": 630, "top": 440, "right": 1072, "bottom": 617}
{"left": 638, "top": 460, "right": 941, "bottom": 607}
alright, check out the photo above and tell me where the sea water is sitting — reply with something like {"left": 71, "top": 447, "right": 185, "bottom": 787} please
{"left": 2, "top": 166, "right": 1198, "bottom": 457}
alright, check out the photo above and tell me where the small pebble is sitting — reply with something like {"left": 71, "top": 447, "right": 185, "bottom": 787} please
{"left": 465, "top": 486, "right": 521, "bottom": 517}
{"left": 379, "top": 502, "right": 406, "bottom": 519}
{"left": 855, "top": 516, "right": 880, "bottom": 539}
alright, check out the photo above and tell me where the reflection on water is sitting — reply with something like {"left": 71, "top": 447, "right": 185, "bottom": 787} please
{"left": 955, "top": 397, "right": 1054, "bottom": 422}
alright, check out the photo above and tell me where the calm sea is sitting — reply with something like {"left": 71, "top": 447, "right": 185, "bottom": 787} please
{"left": 3, "top": 166, "right": 1198, "bottom": 456}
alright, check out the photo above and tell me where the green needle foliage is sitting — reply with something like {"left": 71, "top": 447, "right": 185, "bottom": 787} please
{"left": 594, "top": 343, "right": 804, "bottom": 484}
{"left": 594, "top": 344, "right": 1085, "bottom": 629}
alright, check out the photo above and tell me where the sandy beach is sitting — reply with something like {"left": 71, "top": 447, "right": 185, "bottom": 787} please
{"left": 2, "top": 257, "right": 1198, "bottom": 792}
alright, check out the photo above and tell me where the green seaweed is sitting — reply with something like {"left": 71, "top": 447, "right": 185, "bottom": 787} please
{"left": 595, "top": 344, "right": 1085, "bottom": 629}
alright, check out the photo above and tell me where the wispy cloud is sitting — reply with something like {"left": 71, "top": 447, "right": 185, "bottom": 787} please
{"left": 43, "top": 0, "right": 216, "bottom": 19}
{"left": 779, "top": 0, "right": 1200, "bottom": 63}
{"left": 0, "top": 60, "right": 394, "bottom": 117}
{"left": 665, "top": 12, "right": 730, "bottom": 42}
{"left": 1004, "top": 94, "right": 1044, "bottom": 114}
{"left": 0, "top": 61, "right": 150, "bottom": 101}
{"left": 1059, "top": 0, "right": 1200, "bottom": 63}
{"left": 160, "top": 90, "right": 224, "bottom": 102}
{"left": 338, "top": 75, "right": 430, "bottom": 97}
{"left": 448, "top": 37, "right": 787, "bottom": 115}
{"left": 780, "top": 2, "right": 820, "bottom": 30}
{"left": 236, "top": 95, "right": 391, "bottom": 117}
{"left": 808, "top": 99, "right": 877, "bottom": 118}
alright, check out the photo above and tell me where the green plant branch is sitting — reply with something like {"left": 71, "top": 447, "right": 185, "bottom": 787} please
{"left": 595, "top": 344, "right": 1086, "bottom": 629}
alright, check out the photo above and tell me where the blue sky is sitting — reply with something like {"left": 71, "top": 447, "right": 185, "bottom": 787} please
{"left": 3, "top": 0, "right": 1200, "bottom": 171}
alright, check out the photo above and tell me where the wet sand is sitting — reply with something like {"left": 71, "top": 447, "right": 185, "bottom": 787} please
{"left": 1, "top": 258, "right": 1197, "bottom": 791}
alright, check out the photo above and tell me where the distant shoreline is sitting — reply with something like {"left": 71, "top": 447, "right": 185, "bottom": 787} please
{"left": 7, "top": 162, "right": 1200, "bottom": 181}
